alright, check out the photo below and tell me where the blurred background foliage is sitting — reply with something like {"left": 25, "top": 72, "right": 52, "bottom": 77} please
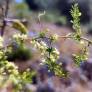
{"left": 24, "top": 0, "right": 91, "bottom": 24}
{"left": 7, "top": 0, "right": 92, "bottom": 32}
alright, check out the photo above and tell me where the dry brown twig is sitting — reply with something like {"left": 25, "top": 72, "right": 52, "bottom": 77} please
{"left": 1, "top": 0, "right": 10, "bottom": 36}
{"left": 59, "top": 35, "right": 92, "bottom": 45}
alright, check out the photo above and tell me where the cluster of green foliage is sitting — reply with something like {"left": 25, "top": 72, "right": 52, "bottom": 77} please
{"left": 70, "top": 2, "right": 89, "bottom": 66}
{"left": 31, "top": 31, "right": 68, "bottom": 77}
{"left": 0, "top": 37, "right": 35, "bottom": 92}
{"left": 0, "top": 1, "right": 91, "bottom": 91}
{"left": 6, "top": 33, "right": 32, "bottom": 61}
{"left": 31, "top": 2, "right": 90, "bottom": 77}
{"left": 0, "top": 19, "right": 34, "bottom": 91}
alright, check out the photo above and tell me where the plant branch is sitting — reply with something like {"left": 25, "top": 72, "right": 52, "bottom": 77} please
{"left": 59, "top": 35, "right": 92, "bottom": 44}
{"left": 1, "top": 0, "right": 10, "bottom": 36}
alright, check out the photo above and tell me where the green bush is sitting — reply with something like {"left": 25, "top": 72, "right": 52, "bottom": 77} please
{"left": 6, "top": 45, "right": 32, "bottom": 61}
